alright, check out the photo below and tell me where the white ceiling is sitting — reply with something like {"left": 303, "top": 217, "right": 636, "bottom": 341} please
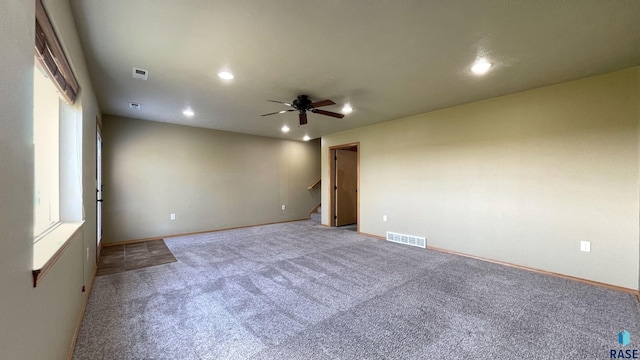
{"left": 69, "top": 0, "right": 640, "bottom": 141}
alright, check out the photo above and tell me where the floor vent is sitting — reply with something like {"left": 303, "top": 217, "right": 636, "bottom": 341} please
{"left": 386, "top": 231, "right": 426, "bottom": 248}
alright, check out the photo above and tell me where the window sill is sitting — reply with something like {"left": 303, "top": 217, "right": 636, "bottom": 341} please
{"left": 32, "top": 221, "right": 84, "bottom": 287}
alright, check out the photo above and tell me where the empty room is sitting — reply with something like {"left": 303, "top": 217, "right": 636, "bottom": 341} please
{"left": 1, "top": 1, "right": 640, "bottom": 359}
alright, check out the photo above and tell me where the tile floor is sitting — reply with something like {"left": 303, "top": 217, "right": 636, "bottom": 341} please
{"left": 96, "top": 239, "right": 177, "bottom": 276}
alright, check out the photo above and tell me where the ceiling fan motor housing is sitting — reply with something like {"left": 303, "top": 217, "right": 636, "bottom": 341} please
{"left": 293, "top": 95, "right": 312, "bottom": 113}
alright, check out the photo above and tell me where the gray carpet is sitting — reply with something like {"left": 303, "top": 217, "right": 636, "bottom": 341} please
{"left": 73, "top": 220, "right": 640, "bottom": 359}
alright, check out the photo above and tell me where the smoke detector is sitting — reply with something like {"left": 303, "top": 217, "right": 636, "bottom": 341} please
{"left": 132, "top": 67, "right": 148, "bottom": 80}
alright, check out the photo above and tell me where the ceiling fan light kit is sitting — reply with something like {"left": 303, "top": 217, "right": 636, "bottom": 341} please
{"left": 261, "top": 95, "right": 345, "bottom": 126}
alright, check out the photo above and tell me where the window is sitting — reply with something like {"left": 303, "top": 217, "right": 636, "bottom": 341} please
{"left": 33, "top": 0, "right": 81, "bottom": 240}
{"left": 32, "top": 0, "right": 81, "bottom": 241}
{"left": 32, "top": 0, "right": 84, "bottom": 286}
{"left": 33, "top": 61, "right": 61, "bottom": 237}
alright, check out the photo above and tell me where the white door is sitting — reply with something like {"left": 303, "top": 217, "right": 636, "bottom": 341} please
{"left": 96, "top": 130, "right": 103, "bottom": 261}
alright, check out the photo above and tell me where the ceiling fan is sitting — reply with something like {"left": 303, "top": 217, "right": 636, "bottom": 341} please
{"left": 261, "top": 95, "right": 345, "bottom": 125}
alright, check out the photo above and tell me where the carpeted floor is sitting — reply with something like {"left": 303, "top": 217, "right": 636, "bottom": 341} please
{"left": 73, "top": 220, "right": 640, "bottom": 359}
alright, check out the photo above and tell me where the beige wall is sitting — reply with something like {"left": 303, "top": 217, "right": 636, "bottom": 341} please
{"left": 0, "top": 0, "right": 101, "bottom": 358}
{"left": 323, "top": 67, "right": 640, "bottom": 290}
{"left": 102, "top": 116, "right": 321, "bottom": 243}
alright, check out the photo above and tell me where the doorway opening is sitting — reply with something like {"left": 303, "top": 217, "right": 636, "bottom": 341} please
{"left": 329, "top": 143, "right": 359, "bottom": 231}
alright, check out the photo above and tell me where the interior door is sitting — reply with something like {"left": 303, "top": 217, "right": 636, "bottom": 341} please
{"left": 335, "top": 149, "right": 357, "bottom": 226}
{"left": 96, "top": 130, "right": 103, "bottom": 262}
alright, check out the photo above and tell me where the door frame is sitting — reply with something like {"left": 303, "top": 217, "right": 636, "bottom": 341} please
{"left": 328, "top": 142, "right": 360, "bottom": 230}
{"left": 96, "top": 118, "right": 103, "bottom": 263}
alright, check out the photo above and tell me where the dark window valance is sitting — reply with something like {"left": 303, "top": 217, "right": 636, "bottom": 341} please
{"left": 35, "top": 0, "right": 79, "bottom": 104}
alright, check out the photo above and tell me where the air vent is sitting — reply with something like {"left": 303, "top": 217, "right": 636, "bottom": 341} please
{"left": 386, "top": 231, "right": 426, "bottom": 248}
{"left": 132, "top": 67, "right": 148, "bottom": 80}
{"left": 129, "top": 102, "right": 141, "bottom": 110}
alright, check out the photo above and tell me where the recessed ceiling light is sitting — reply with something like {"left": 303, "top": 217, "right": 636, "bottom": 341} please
{"left": 342, "top": 104, "right": 353, "bottom": 114}
{"left": 218, "top": 71, "right": 234, "bottom": 80}
{"left": 281, "top": 125, "right": 290, "bottom": 133}
{"left": 278, "top": 110, "right": 287, "bottom": 114}
{"left": 303, "top": 135, "right": 310, "bottom": 141}
{"left": 471, "top": 60, "right": 492, "bottom": 75}
{"left": 182, "top": 108, "right": 194, "bottom": 117}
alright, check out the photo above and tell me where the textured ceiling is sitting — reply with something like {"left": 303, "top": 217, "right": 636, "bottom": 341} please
{"left": 68, "top": 0, "right": 640, "bottom": 140}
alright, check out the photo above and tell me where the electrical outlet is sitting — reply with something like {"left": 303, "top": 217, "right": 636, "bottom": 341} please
{"left": 580, "top": 241, "right": 591, "bottom": 253}
{"left": 383, "top": 215, "right": 387, "bottom": 222}
{"left": 281, "top": 204, "right": 286, "bottom": 211}
{"left": 170, "top": 213, "right": 176, "bottom": 220}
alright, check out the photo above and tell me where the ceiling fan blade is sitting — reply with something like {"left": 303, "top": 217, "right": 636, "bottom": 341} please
{"left": 267, "top": 100, "right": 293, "bottom": 107}
{"left": 299, "top": 112, "right": 308, "bottom": 125}
{"left": 312, "top": 109, "right": 344, "bottom": 119}
{"left": 261, "top": 109, "right": 295, "bottom": 116}
{"left": 309, "top": 99, "right": 335, "bottom": 108}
